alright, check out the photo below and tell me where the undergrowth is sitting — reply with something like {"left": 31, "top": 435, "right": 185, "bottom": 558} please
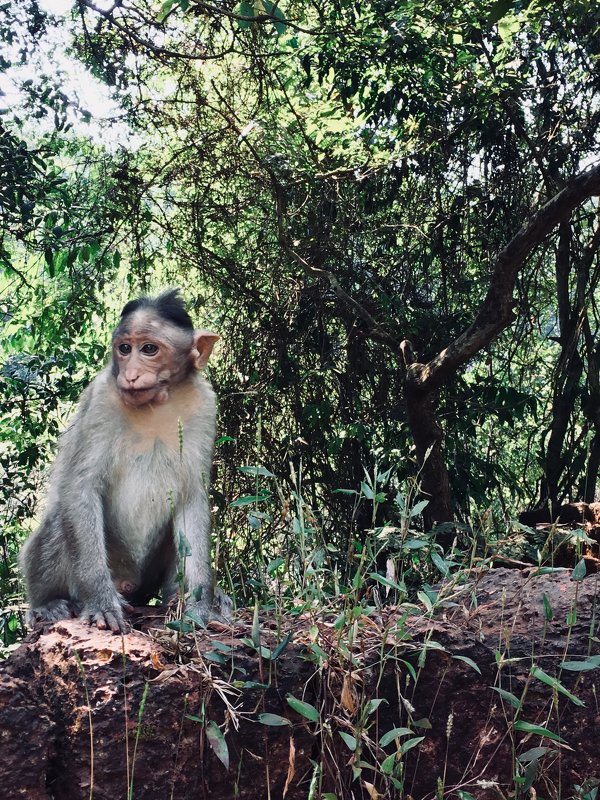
{"left": 8, "top": 454, "right": 600, "bottom": 798}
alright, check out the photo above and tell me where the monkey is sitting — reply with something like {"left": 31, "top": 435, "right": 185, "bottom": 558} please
{"left": 19, "top": 289, "right": 231, "bottom": 633}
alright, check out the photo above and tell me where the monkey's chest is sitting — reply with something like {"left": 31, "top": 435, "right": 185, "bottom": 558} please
{"left": 104, "top": 441, "right": 186, "bottom": 559}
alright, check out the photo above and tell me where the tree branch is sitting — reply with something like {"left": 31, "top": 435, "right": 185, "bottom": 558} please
{"left": 410, "top": 162, "right": 600, "bottom": 393}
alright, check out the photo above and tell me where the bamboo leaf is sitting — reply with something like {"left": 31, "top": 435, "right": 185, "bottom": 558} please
{"left": 513, "top": 720, "right": 568, "bottom": 744}
{"left": 339, "top": 731, "right": 357, "bottom": 751}
{"left": 206, "top": 720, "right": 229, "bottom": 769}
{"left": 379, "top": 727, "right": 413, "bottom": 747}
{"left": 560, "top": 655, "right": 600, "bottom": 672}
{"left": 286, "top": 695, "right": 320, "bottom": 722}
{"left": 530, "top": 665, "right": 584, "bottom": 706}
{"left": 490, "top": 686, "right": 522, "bottom": 709}
{"left": 452, "top": 655, "right": 481, "bottom": 674}
{"left": 258, "top": 713, "right": 292, "bottom": 726}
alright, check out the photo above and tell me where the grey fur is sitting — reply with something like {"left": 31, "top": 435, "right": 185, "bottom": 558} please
{"left": 20, "top": 316, "right": 228, "bottom": 633}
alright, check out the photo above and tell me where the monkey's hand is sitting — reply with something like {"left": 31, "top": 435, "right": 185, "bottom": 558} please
{"left": 81, "top": 590, "right": 130, "bottom": 634}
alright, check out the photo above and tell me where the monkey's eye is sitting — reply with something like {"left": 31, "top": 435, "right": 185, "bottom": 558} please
{"left": 118, "top": 343, "right": 132, "bottom": 355}
{"left": 141, "top": 343, "right": 159, "bottom": 355}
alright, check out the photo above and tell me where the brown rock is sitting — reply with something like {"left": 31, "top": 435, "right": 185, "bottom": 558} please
{"left": 1, "top": 569, "right": 600, "bottom": 799}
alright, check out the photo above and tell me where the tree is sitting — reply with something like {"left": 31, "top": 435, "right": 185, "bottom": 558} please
{"left": 66, "top": 0, "right": 600, "bottom": 525}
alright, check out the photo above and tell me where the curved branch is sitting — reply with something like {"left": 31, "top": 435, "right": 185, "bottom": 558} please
{"left": 411, "top": 162, "right": 600, "bottom": 393}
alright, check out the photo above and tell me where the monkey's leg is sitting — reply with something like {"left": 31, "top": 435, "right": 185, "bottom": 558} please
{"left": 19, "top": 514, "right": 79, "bottom": 626}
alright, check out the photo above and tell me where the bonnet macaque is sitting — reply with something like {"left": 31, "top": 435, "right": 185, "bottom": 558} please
{"left": 20, "top": 289, "right": 229, "bottom": 632}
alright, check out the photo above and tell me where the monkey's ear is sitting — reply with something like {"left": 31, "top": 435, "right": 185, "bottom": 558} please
{"left": 191, "top": 330, "right": 220, "bottom": 370}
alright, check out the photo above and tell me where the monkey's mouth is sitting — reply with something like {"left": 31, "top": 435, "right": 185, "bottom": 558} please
{"left": 119, "top": 384, "right": 169, "bottom": 407}
{"left": 120, "top": 386, "right": 160, "bottom": 406}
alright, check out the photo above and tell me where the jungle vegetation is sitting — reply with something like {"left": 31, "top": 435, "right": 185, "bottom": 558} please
{"left": 1, "top": 0, "right": 600, "bottom": 643}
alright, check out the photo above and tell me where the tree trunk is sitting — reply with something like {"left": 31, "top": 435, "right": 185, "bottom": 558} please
{"left": 396, "top": 166, "right": 600, "bottom": 520}
{"left": 404, "top": 381, "right": 453, "bottom": 526}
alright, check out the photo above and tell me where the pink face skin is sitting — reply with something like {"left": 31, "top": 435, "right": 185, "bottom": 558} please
{"left": 112, "top": 312, "right": 192, "bottom": 408}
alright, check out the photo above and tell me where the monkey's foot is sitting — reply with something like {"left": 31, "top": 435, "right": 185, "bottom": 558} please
{"left": 28, "top": 598, "right": 78, "bottom": 626}
{"left": 185, "top": 593, "right": 233, "bottom": 627}
{"left": 213, "top": 586, "right": 234, "bottom": 622}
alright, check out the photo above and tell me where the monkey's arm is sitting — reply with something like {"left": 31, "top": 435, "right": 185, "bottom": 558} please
{"left": 63, "top": 485, "right": 128, "bottom": 632}
{"left": 53, "top": 380, "right": 129, "bottom": 632}
{"left": 173, "top": 384, "right": 231, "bottom": 623}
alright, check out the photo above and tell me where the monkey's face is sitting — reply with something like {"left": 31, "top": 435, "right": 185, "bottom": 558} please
{"left": 112, "top": 311, "right": 192, "bottom": 408}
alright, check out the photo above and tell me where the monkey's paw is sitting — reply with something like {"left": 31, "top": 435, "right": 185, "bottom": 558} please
{"left": 81, "top": 596, "right": 129, "bottom": 634}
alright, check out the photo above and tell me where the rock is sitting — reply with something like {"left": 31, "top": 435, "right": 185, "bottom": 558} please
{"left": 1, "top": 569, "right": 599, "bottom": 799}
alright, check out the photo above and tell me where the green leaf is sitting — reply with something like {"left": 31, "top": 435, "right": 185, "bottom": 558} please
{"left": 532, "top": 567, "right": 565, "bottom": 575}
{"left": 401, "top": 736, "right": 425, "bottom": 754}
{"left": 262, "top": 0, "right": 287, "bottom": 34}
{"left": 334, "top": 612, "right": 345, "bottom": 630}
{"left": 211, "top": 640, "right": 234, "bottom": 653}
{"left": 452, "top": 655, "right": 481, "bottom": 674}
{"left": 286, "top": 695, "right": 320, "bottom": 722}
{"left": 572, "top": 558, "right": 587, "bottom": 581}
{"left": 379, "top": 727, "right": 413, "bottom": 747}
{"left": 417, "top": 591, "right": 433, "bottom": 613}
{"left": 380, "top": 753, "right": 397, "bottom": 774}
{"left": 206, "top": 720, "right": 229, "bottom": 769}
{"left": 409, "top": 499, "right": 429, "bottom": 517}
{"left": 412, "top": 718, "right": 432, "bottom": 729}
{"left": 366, "top": 698, "right": 387, "bottom": 714}
{"left": 234, "top": 0, "right": 254, "bottom": 28}
{"left": 183, "top": 609, "right": 207, "bottom": 628}
{"left": 487, "top": 0, "right": 514, "bottom": 25}
{"left": 258, "top": 713, "right": 291, "bottom": 726}
{"left": 498, "top": 12, "right": 522, "bottom": 42}
{"left": 165, "top": 619, "right": 194, "bottom": 633}
{"left": 430, "top": 551, "right": 449, "bottom": 576}
{"left": 44, "top": 247, "right": 55, "bottom": 277}
{"left": 238, "top": 465, "right": 275, "bottom": 477}
{"left": 251, "top": 598, "right": 260, "bottom": 647}
{"left": 560, "top": 655, "right": 600, "bottom": 672}
{"left": 542, "top": 593, "right": 553, "bottom": 621}
{"left": 518, "top": 746, "right": 552, "bottom": 764}
{"left": 204, "top": 651, "right": 227, "bottom": 664}
{"left": 360, "top": 481, "right": 374, "bottom": 500}
{"left": 490, "top": 686, "right": 522, "bottom": 709}
{"left": 230, "top": 493, "right": 271, "bottom": 507}
{"left": 270, "top": 631, "right": 293, "bottom": 660}
{"left": 157, "top": 0, "right": 177, "bottom": 21}
{"left": 339, "top": 731, "right": 357, "bottom": 751}
{"left": 402, "top": 538, "right": 429, "bottom": 550}
{"left": 267, "top": 557, "right": 285, "bottom": 574}
{"left": 216, "top": 435, "right": 236, "bottom": 445}
{"left": 513, "top": 720, "right": 568, "bottom": 744}
{"left": 530, "top": 665, "right": 584, "bottom": 706}
{"left": 368, "top": 572, "right": 406, "bottom": 592}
